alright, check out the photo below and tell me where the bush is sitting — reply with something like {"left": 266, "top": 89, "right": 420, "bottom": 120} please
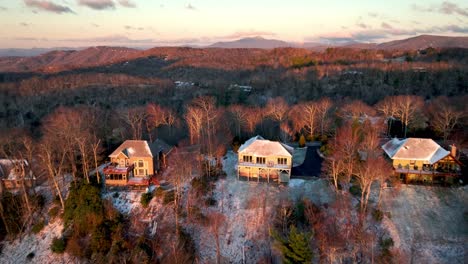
{"left": 140, "top": 192, "right": 153, "bottom": 208}
{"left": 26, "top": 252, "right": 35, "bottom": 260}
{"left": 205, "top": 197, "right": 217, "bottom": 206}
{"left": 50, "top": 237, "right": 66, "bottom": 253}
{"left": 372, "top": 209, "right": 384, "bottom": 222}
{"left": 49, "top": 206, "right": 60, "bottom": 219}
{"left": 298, "top": 134, "right": 306, "bottom": 148}
{"left": 163, "top": 190, "right": 175, "bottom": 205}
{"left": 154, "top": 187, "right": 165, "bottom": 198}
{"left": 349, "top": 185, "right": 362, "bottom": 196}
{"left": 31, "top": 221, "right": 45, "bottom": 234}
{"left": 112, "top": 192, "right": 119, "bottom": 198}
{"left": 32, "top": 194, "right": 46, "bottom": 210}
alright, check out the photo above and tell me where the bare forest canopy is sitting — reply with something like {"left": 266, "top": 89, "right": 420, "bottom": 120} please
{"left": 0, "top": 45, "right": 467, "bottom": 147}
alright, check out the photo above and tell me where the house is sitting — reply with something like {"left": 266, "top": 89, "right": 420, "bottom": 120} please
{"left": 103, "top": 139, "right": 173, "bottom": 186}
{"left": 237, "top": 136, "right": 293, "bottom": 183}
{"left": 0, "top": 159, "right": 36, "bottom": 191}
{"left": 382, "top": 138, "right": 462, "bottom": 184}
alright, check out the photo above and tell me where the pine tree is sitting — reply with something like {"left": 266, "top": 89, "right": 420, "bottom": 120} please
{"left": 272, "top": 225, "right": 313, "bottom": 264}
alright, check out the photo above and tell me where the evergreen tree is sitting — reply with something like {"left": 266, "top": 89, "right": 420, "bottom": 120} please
{"left": 272, "top": 225, "right": 313, "bottom": 264}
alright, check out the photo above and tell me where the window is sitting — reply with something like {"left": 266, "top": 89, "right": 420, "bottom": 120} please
{"left": 278, "top": 158, "right": 287, "bottom": 165}
{"left": 138, "top": 169, "right": 144, "bottom": 175}
{"left": 138, "top": 160, "right": 144, "bottom": 168}
{"left": 256, "top": 157, "right": 266, "bottom": 164}
{"left": 243, "top": 155, "right": 252, "bottom": 163}
{"left": 119, "top": 159, "right": 125, "bottom": 167}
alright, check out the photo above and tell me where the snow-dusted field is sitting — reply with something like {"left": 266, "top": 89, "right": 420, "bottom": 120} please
{"left": 381, "top": 185, "right": 468, "bottom": 264}
{"left": 193, "top": 151, "right": 335, "bottom": 263}
{"left": 0, "top": 219, "right": 78, "bottom": 264}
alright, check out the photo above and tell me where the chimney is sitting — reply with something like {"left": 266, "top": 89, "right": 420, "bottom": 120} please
{"left": 450, "top": 144, "right": 457, "bottom": 158}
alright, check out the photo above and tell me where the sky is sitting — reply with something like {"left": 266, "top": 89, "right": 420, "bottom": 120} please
{"left": 0, "top": 0, "right": 467, "bottom": 48}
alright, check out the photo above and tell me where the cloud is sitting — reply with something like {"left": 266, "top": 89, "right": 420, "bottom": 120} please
{"left": 14, "top": 37, "right": 49, "bottom": 41}
{"left": 381, "top": 22, "right": 393, "bottom": 30}
{"left": 78, "top": 0, "right": 115, "bottom": 10}
{"left": 124, "top": 25, "right": 144, "bottom": 31}
{"left": 412, "top": 1, "right": 468, "bottom": 17}
{"left": 185, "top": 3, "right": 196, "bottom": 10}
{"left": 20, "top": 22, "right": 31, "bottom": 27}
{"left": 314, "top": 23, "right": 468, "bottom": 44}
{"left": 91, "top": 23, "right": 99, "bottom": 27}
{"left": 0, "top": 6, "right": 7, "bottom": 11}
{"left": 439, "top": 1, "right": 468, "bottom": 16}
{"left": 356, "top": 23, "right": 370, "bottom": 29}
{"left": 59, "top": 34, "right": 155, "bottom": 44}
{"left": 221, "top": 30, "right": 276, "bottom": 39}
{"left": 118, "top": 0, "right": 135, "bottom": 8}
{"left": 368, "top": 12, "right": 378, "bottom": 17}
{"left": 24, "top": 0, "right": 74, "bottom": 14}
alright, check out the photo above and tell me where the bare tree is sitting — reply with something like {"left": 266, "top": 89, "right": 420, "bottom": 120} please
{"left": 120, "top": 107, "right": 148, "bottom": 140}
{"left": 376, "top": 96, "right": 399, "bottom": 136}
{"left": 317, "top": 97, "right": 333, "bottom": 137}
{"left": 228, "top": 104, "right": 248, "bottom": 138}
{"left": 266, "top": 97, "right": 289, "bottom": 123}
{"left": 207, "top": 211, "right": 226, "bottom": 264}
{"left": 427, "top": 96, "right": 466, "bottom": 142}
{"left": 244, "top": 107, "right": 263, "bottom": 135}
{"left": 394, "top": 95, "right": 424, "bottom": 138}
{"left": 355, "top": 156, "right": 392, "bottom": 213}
{"left": 185, "top": 105, "right": 204, "bottom": 145}
{"left": 39, "top": 138, "right": 67, "bottom": 209}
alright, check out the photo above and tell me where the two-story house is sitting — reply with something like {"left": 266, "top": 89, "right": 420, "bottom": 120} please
{"left": 382, "top": 138, "right": 462, "bottom": 184}
{"left": 237, "top": 136, "right": 293, "bottom": 183}
{"left": 104, "top": 139, "right": 172, "bottom": 186}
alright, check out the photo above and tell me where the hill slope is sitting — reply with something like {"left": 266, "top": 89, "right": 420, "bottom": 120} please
{"left": 376, "top": 35, "right": 468, "bottom": 50}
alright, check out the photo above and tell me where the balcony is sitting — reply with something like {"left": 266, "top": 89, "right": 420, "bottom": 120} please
{"left": 238, "top": 161, "right": 290, "bottom": 169}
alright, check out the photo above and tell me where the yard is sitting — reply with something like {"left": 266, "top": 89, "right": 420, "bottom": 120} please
{"left": 380, "top": 185, "right": 468, "bottom": 263}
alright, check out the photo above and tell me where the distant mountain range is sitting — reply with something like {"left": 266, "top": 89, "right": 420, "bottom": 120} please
{"left": 0, "top": 35, "right": 466, "bottom": 73}
{"left": 1, "top": 35, "right": 467, "bottom": 58}
{"left": 208, "top": 35, "right": 468, "bottom": 50}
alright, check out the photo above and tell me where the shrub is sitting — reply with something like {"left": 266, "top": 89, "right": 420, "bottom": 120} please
{"left": 32, "top": 194, "right": 46, "bottom": 210}
{"left": 154, "top": 187, "right": 165, "bottom": 198}
{"left": 48, "top": 206, "right": 60, "bottom": 219}
{"left": 26, "top": 252, "right": 35, "bottom": 260}
{"left": 349, "top": 185, "right": 361, "bottom": 196}
{"left": 112, "top": 192, "right": 119, "bottom": 198}
{"left": 298, "top": 134, "right": 306, "bottom": 148}
{"left": 163, "top": 190, "right": 175, "bottom": 205}
{"left": 31, "top": 221, "right": 45, "bottom": 234}
{"left": 140, "top": 192, "right": 153, "bottom": 208}
{"left": 205, "top": 197, "right": 217, "bottom": 207}
{"left": 372, "top": 209, "right": 384, "bottom": 222}
{"left": 50, "top": 237, "right": 66, "bottom": 253}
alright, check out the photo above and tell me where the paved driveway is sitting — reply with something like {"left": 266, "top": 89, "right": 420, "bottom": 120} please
{"left": 292, "top": 146, "right": 323, "bottom": 177}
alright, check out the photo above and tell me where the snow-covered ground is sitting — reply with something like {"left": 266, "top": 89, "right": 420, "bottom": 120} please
{"left": 193, "top": 151, "right": 335, "bottom": 263}
{"left": 0, "top": 219, "right": 77, "bottom": 264}
{"left": 380, "top": 185, "right": 468, "bottom": 264}
{"left": 0, "top": 175, "right": 77, "bottom": 264}
{"left": 102, "top": 190, "right": 141, "bottom": 215}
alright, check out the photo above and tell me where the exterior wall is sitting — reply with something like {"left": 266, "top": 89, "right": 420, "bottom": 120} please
{"left": 238, "top": 153, "right": 292, "bottom": 182}
{"left": 110, "top": 154, "right": 154, "bottom": 177}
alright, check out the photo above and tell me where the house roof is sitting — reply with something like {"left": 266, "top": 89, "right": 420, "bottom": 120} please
{"left": 149, "top": 139, "right": 173, "bottom": 156}
{"left": 109, "top": 140, "right": 154, "bottom": 159}
{"left": 382, "top": 138, "right": 450, "bottom": 164}
{"left": 238, "top": 135, "right": 293, "bottom": 157}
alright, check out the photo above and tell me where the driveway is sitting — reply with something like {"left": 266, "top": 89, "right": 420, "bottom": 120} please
{"left": 292, "top": 146, "right": 323, "bottom": 177}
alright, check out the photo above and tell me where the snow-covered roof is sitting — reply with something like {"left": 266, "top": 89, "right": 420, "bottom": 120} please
{"left": 382, "top": 138, "right": 450, "bottom": 164}
{"left": 238, "top": 136, "right": 293, "bottom": 157}
{"left": 109, "top": 140, "right": 154, "bottom": 158}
